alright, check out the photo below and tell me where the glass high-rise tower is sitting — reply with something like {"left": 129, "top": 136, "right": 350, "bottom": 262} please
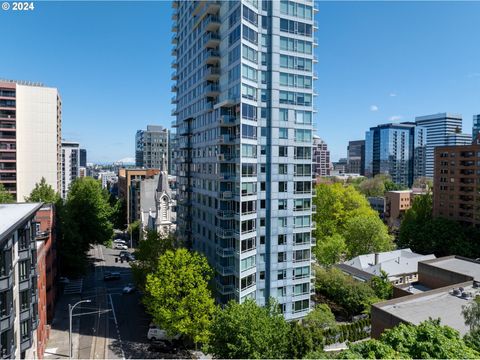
{"left": 172, "top": 0, "right": 316, "bottom": 319}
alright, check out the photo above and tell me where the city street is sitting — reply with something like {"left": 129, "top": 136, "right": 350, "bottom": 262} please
{"left": 45, "top": 244, "right": 190, "bottom": 359}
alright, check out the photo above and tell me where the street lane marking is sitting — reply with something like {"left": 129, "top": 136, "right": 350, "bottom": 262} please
{"left": 109, "top": 293, "right": 126, "bottom": 360}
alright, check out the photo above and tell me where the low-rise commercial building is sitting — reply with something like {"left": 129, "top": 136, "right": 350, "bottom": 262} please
{"left": 371, "top": 256, "right": 480, "bottom": 338}
{"left": 384, "top": 190, "right": 413, "bottom": 228}
{"left": 338, "top": 248, "right": 435, "bottom": 286}
{"left": 367, "top": 196, "right": 385, "bottom": 215}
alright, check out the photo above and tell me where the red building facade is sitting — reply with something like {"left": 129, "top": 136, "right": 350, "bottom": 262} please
{"left": 34, "top": 205, "right": 57, "bottom": 359}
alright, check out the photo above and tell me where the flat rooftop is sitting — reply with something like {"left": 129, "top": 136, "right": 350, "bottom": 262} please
{"left": 425, "top": 257, "right": 480, "bottom": 282}
{"left": 0, "top": 203, "right": 43, "bottom": 239}
{"left": 377, "top": 284, "right": 477, "bottom": 335}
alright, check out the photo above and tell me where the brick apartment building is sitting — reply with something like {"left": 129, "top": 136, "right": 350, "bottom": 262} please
{"left": 434, "top": 144, "right": 480, "bottom": 226}
{"left": 34, "top": 204, "right": 57, "bottom": 359}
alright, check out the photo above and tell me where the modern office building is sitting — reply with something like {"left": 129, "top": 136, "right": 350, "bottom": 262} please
{"left": 61, "top": 141, "right": 80, "bottom": 199}
{"left": 415, "top": 113, "right": 468, "bottom": 178}
{"left": 172, "top": 0, "right": 316, "bottom": 319}
{"left": 79, "top": 149, "right": 87, "bottom": 167}
{"left": 473, "top": 114, "right": 480, "bottom": 144}
{"left": 312, "top": 135, "right": 330, "bottom": 176}
{"left": 0, "top": 202, "right": 43, "bottom": 359}
{"left": 346, "top": 140, "right": 365, "bottom": 175}
{"left": 433, "top": 144, "right": 480, "bottom": 226}
{"left": 0, "top": 80, "right": 62, "bottom": 202}
{"left": 364, "top": 122, "right": 426, "bottom": 187}
{"left": 135, "top": 125, "right": 169, "bottom": 170}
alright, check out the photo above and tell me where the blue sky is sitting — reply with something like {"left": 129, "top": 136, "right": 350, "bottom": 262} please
{"left": 1, "top": 1, "right": 480, "bottom": 162}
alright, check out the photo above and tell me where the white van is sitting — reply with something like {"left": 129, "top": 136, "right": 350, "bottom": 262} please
{"left": 147, "top": 326, "right": 181, "bottom": 343}
{"left": 113, "top": 239, "right": 127, "bottom": 244}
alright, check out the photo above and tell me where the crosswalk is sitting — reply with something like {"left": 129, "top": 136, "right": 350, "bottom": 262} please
{"left": 63, "top": 278, "right": 83, "bottom": 295}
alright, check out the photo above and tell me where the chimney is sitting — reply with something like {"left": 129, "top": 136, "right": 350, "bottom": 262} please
{"left": 374, "top": 253, "right": 379, "bottom": 265}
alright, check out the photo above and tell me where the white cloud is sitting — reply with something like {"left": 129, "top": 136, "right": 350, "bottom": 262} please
{"left": 389, "top": 115, "right": 403, "bottom": 122}
{"left": 370, "top": 105, "right": 379, "bottom": 112}
{"left": 389, "top": 93, "right": 397, "bottom": 97}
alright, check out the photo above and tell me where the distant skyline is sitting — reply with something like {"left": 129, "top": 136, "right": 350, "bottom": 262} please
{"left": 1, "top": 1, "right": 480, "bottom": 162}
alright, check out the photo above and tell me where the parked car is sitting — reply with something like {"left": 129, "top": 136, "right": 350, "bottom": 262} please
{"left": 114, "top": 243, "right": 128, "bottom": 250}
{"left": 123, "top": 283, "right": 136, "bottom": 294}
{"left": 113, "top": 239, "right": 127, "bottom": 245}
{"left": 147, "top": 326, "right": 181, "bottom": 345}
{"left": 103, "top": 271, "right": 121, "bottom": 281}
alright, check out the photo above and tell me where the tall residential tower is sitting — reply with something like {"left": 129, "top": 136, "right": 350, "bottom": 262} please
{"left": 135, "top": 125, "right": 169, "bottom": 170}
{"left": 172, "top": 0, "right": 316, "bottom": 319}
{"left": 0, "top": 80, "right": 62, "bottom": 201}
{"left": 61, "top": 141, "right": 80, "bottom": 198}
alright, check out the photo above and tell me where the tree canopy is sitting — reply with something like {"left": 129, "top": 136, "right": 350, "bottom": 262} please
{"left": 131, "top": 230, "right": 178, "bottom": 289}
{"left": 57, "top": 177, "right": 114, "bottom": 275}
{"left": 398, "top": 193, "right": 480, "bottom": 257}
{"left": 313, "top": 183, "right": 393, "bottom": 264}
{"left": 342, "top": 319, "right": 480, "bottom": 359}
{"left": 315, "top": 267, "right": 380, "bottom": 317}
{"left": 207, "top": 299, "right": 291, "bottom": 359}
{"left": 25, "top": 177, "right": 60, "bottom": 203}
{"left": 0, "top": 184, "right": 14, "bottom": 203}
{"left": 144, "top": 248, "right": 215, "bottom": 346}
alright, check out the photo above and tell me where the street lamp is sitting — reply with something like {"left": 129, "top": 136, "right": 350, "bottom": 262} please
{"left": 69, "top": 299, "right": 92, "bottom": 359}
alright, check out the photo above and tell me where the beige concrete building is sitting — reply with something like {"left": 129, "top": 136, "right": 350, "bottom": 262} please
{"left": 384, "top": 190, "right": 413, "bottom": 227}
{"left": 0, "top": 80, "right": 62, "bottom": 201}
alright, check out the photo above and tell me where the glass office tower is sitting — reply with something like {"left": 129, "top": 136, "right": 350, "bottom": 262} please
{"left": 172, "top": 0, "right": 316, "bottom": 319}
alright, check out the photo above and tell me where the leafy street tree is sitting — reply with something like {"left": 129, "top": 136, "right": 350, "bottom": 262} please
{"left": 144, "top": 248, "right": 215, "bottom": 346}
{"left": 25, "top": 177, "right": 60, "bottom": 203}
{"left": 342, "top": 319, "right": 480, "bottom": 359}
{"left": 369, "top": 270, "right": 393, "bottom": 300}
{"left": 0, "top": 183, "right": 14, "bottom": 203}
{"left": 314, "top": 234, "right": 346, "bottom": 267}
{"left": 131, "top": 230, "right": 178, "bottom": 289}
{"left": 207, "top": 299, "right": 291, "bottom": 359}
{"left": 342, "top": 214, "right": 393, "bottom": 258}
{"left": 58, "top": 177, "right": 114, "bottom": 275}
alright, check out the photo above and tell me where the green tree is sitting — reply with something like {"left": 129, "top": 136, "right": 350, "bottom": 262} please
{"left": 313, "top": 183, "right": 380, "bottom": 240}
{"left": 0, "top": 183, "right": 14, "bottom": 203}
{"left": 289, "top": 321, "right": 316, "bottom": 359}
{"left": 369, "top": 270, "right": 393, "bottom": 300}
{"left": 398, "top": 193, "right": 480, "bottom": 257}
{"left": 131, "top": 230, "right": 178, "bottom": 289}
{"left": 58, "top": 177, "right": 114, "bottom": 275}
{"left": 127, "top": 220, "right": 142, "bottom": 243}
{"left": 315, "top": 267, "right": 380, "bottom": 317}
{"left": 462, "top": 296, "right": 480, "bottom": 352}
{"left": 314, "top": 234, "right": 347, "bottom": 267}
{"left": 357, "top": 176, "right": 385, "bottom": 197}
{"left": 342, "top": 320, "right": 479, "bottom": 359}
{"left": 208, "top": 299, "right": 291, "bottom": 359}
{"left": 144, "top": 248, "right": 215, "bottom": 346}
{"left": 342, "top": 215, "right": 393, "bottom": 258}
{"left": 25, "top": 177, "right": 60, "bottom": 203}
{"left": 304, "top": 303, "right": 337, "bottom": 330}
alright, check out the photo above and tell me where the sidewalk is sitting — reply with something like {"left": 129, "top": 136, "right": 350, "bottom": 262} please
{"left": 44, "top": 292, "right": 81, "bottom": 359}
